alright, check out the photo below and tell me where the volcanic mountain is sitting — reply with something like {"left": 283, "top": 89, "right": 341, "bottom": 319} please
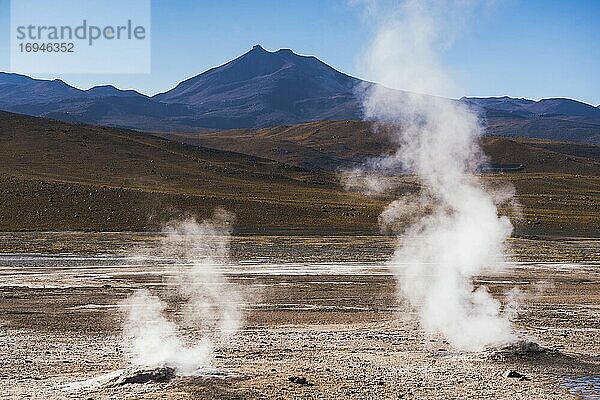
{"left": 152, "top": 45, "right": 365, "bottom": 128}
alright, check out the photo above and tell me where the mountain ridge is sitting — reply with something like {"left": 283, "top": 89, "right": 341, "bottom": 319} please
{"left": 1, "top": 45, "right": 599, "bottom": 142}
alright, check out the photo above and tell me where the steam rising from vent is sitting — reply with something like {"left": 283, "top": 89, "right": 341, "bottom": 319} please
{"left": 340, "top": 167, "right": 395, "bottom": 195}
{"left": 121, "top": 209, "right": 242, "bottom": 375}
{"left": 359, "top": 0, "right": 517, "bottom": 350}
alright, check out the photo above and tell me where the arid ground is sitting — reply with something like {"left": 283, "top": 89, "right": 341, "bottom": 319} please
{"left": 1, "top": 233, "right": 599, "bottom": 399}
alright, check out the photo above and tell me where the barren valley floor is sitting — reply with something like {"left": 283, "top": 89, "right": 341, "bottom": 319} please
{"left": 0, "top": 234, "right": 599, "bottom": 399}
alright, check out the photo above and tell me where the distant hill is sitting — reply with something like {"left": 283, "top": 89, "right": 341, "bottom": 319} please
{"left": 462, "top": 96, "right": 600, "bottom": 119}
{"left": 462, "top": 96, "right": 600, "bottom": 143}
{"left": 0, "top": 72, "right": 196, "bottom": 132}
{"left": 160, "top": 120, "right": 600, "bottom": 175}
{"left": 1, "top": 111, "right": 598, "bottom": 236}
{"left": 1, "top": 47, "right": 600, "bottom": 143}
{"left": 0, "top": 72, "right": 145, "bottom": 102}
{"left": 0, "top": 110, "right": 384, "bottom": 232}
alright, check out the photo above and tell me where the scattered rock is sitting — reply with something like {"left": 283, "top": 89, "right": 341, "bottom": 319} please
{"left": 115, "top": 367, "right": 176, "bottom": 385}
{"left": 504, "top": 370, "right": 530, "bottom": 381}
{"left": 288, "top": 376, "right": 312, "bottom": 385}
{"left": 487, "top": 341, "right": 550, "bottom": 361}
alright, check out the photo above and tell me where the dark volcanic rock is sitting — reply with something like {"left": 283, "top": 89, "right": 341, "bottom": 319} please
{"left": 504, "top": 370, "right": 530, "bottom": 381}
{"left": 288, "top": 376, "right": 311, "bottom": 385}
{"left": 116, "top": 367, "right": 176, "bottom": 385}
{"left": 486, "top": 341, "right": 550, "bottom": 361}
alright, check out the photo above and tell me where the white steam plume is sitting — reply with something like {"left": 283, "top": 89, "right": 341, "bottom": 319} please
{"left": 340, "top": 167, "right": 395, "bottom": 195}
{"left": 121, "top": 209, "right": 243, "bottom": 375}
{"left": 360, "top": 0, "right": 517, "bottom": 350}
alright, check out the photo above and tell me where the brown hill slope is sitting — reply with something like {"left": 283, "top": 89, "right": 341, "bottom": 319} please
{"left": 1, "top": 113, "right": 598, "bottom": 236}
{"left": 159, "top": 120, "right": 600, "bottom": 237}
{"left": 161, "top": 120, "right": 600, "bottom": 175}
{"left": 0, "top": 112, "right": 384, "bottom": 232}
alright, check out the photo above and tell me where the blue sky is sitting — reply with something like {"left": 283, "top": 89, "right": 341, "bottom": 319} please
{"left": 0, "top": 0, "right": 598, "bottom": 105}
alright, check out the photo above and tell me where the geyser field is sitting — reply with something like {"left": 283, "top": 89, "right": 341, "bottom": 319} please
{"left": 2, "top": 1, "right": 599, "bottom": 399}
{"left": 1, "top": 232, "right": 599, "bottom": 399}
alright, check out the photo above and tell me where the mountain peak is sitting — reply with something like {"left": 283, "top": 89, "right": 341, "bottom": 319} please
{"left": 151, "top": 45, "right": 364, "bottom": 126}
{"left": 248, "top": 45, "right": 305, "bottom": 58}
{"left": 85, "top": 84, "right": 144, "bottom": 98}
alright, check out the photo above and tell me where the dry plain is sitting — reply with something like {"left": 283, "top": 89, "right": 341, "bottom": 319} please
{"left": 0, "top": 233, "right": 598, "bottom": 399}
